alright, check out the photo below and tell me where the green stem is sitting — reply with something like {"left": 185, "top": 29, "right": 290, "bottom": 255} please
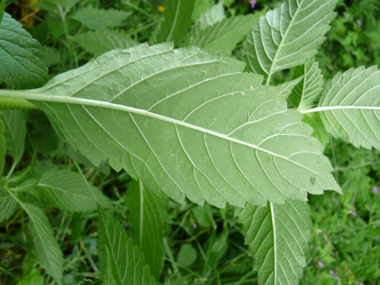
{"left": 0, "top": 96, "right": 37, "bottom": 110}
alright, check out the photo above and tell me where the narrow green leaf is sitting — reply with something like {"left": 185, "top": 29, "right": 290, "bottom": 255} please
{"left": 72, "top": 7, "right": 131, "bottom": 30}
{"left": 3, "top": 110, "right": 26, "bottom": 166}
{"left": 0, "top": 13, "right": 49, "bottom": 89}
{"left": 0, "top": 110, "right": 5, "bottom": 176}
{"left": 0, "top": 0, "right": 6, "bottom": 25}
{"left": 290, "top": 59, "right": 324, "bottom": 111}
{"left": 0, "top": 43, "right": 340, "bottom": 208}
{"left": 16, "top": 269, "right": 44, "bottom": 285}
{"left": 239, "top": 200, "right": 312, "bottom": 285}
{"left": 97, "top": 205, "right": 156, "bottom": 285}
{"left": 71, "top": 30, "right": 138, "bottom": 57}
{"left": 277, "top": 76, "right": 303, "bottom": 99}
{"left": 305, "top": 66, "right": 380, "bottom": 150}
{"left": 125, "top": 180, "right": 168, "bottom": 279}
{"left": 244, "top": 0, "right": 338, "bottom": 83}
{"left": 38, "top": 169, "right": 112, "bottom": 212}
{"left": 23, "top": 202, "right": 64, "bottom": 284}
{"left": 29, "top": 0, "right": 79, "bottom": 16}
{"left": 0, "top": 97, "right": 37, "bottom": 110}
{"left": 151, "top": 0, "right": 195, "bottom": 44}
{"left": 0, "top": 186, "right": 17, "bottom": 222}
{"left": 188, "top": 13, "right": 262, "bottom": 52}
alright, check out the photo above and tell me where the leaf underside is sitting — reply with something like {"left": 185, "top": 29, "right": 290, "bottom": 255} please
{"left": 244, "top": 0, "right": 337, "bottom": 79}
{"left": 26, "top": 43, "right": 339, "bottom": 208}
{"left": 319, "top": 66, "right": 380, "bottom": 150}
{"left": 0, "top": 13, "right": 49, "bottom": 89}
{"left": 3, "top": 110, "right": 26, "bottom": 166}
{"left": 239, "top": 200, "right": 312, "bottom": 285}
{"left": 97, "top": 206, "right": 156, "bottom": 285}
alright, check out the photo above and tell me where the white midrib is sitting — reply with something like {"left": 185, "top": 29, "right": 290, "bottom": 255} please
{"left": 300, "top": 105, "right": 380, "bottom": 114}
{"left": 0, "top": 90, "right": 296, "bottom": 162}
{"left": 269, "top": 202, "right": 277, "bottom": 281}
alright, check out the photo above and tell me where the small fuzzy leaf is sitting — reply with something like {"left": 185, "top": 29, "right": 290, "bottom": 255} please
{"left": 71, "top": 30, "right": 137, "bottom": 57}
{"left": 97, "top": 205, "right": 156, "bottom": 285}
{"left": 125, "top": 180, "right": 168, "bottom": 279}
{"left": 3, "top": 110, "right": 26, "bottom": 166}
{"left": 239, "top": 200, "right": 312, "bottom": 285}
{"left": 0, "top": 13, "right": 48, "bottom": 89}
{"left": 38, "top": 169, "right": 112, "bottom": 212}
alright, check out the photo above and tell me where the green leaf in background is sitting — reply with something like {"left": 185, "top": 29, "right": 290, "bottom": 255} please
{"left": 16, "top": 269, "right": 43, "bottom": 285}
{"left": 276, "top": 76, "right": 303, "bottom": 99}
{"left": 0, "top": 111, "right": 5, "bottom": 176}
{"left": 305, "top": 66, "right": 380, "bottom": 150}
{"left": 239, "top": 200, "right": 312, "bottom": 285}
{"left": 151, "top": 0, "right": 195, "bottom": 45}
{"left": 29, "top": 0, "right": 79, "bottom": 16}
{"left": 188, "top": 13, "right": 262, "bottom": 52}
{"left": 244, "top": 0, "right": 338, "bottom": 83}
{"left": 0, "top": 13, "right": 49, "bottom": 89}
{"left": 302, "top": 112, "right": 330, "bottom": 148}
{"left": 290, "top": 59, "right": 324, "bottom": 111}
{"left": 0, "top": 43, "right": 340, "bottom": 209}
{"left": 0, "top": 0, "right": 6, "bottom": 25}
{"left": 3, "top": 110, "right": 26, "bottom": 167}
{"left": 97, "top": 205, "right": 156, "bottom": 285}
{"left": 177, "top": 244, "right": 198, "bottom": 267}
{"left": 196, "top": 0, "right": 225, "bottom": 30}
{"left": 0, "top": 186, "right": 17, "bottom": 222}
{"left": 125, "top": 180, "right": 168, "bottom": 279}
{"left": 192, "top": 0, "right": 214, "bottom": 20}
{"left": 72, "top": 6, "right": 131, "bottom": 30}
{"left": 23, "top": 202, "right": 64, "bottom": 284}
{"left": 71, "top": 30, "right": 137, "bottom": 57}
{"left": 38, "top": 169, "right": 112, "bottom": 212}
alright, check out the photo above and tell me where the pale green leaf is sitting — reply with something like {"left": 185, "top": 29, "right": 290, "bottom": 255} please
{"left": 23, "top": 202, "right": 64, "bottom": 284}
{"left": 125, "top": 180, "right": 168, "bottom": 279}
{"left": 151, "top": 0, "right": 195, "bottom": 44}
{"left": 177, "top": 244, "right": 198, "bottom": 267}
{"left": 192, "top": 0, "right": 214, "bottom": 20}
{"left": 72, "top": 7, "right": 131, "bottom": 30}
{"left": 188, "top": 13, "right": 261, "bottom": 52}
{"left": 0, "top": 13, "right": 49, "bottom": 89}
{"left": 0, "top": 43, "right": 340, "bottom": 208}
{"left": 0, "top": 186, "right": 17, "bottom": 222}
{"left": 244, "top": 0, "right": 337, "bottom": 83}
{"left": 276, "top": 76, "right": 303, "bottom": 99}
{"left": 196, "top": 0, "right": 225, "bottom": 30}
{"left": 0, "top": 111, "right": 5, "bottom": 176}
{"left": 38, "top": 169, "right": 112, "bottom": 212}
{"left": 3, "top": 110, "right": 26, "bottom": 166}
{"left": 29, "top": 0, "right": 79, "bottom": 15}
{"left": 71, "top": 30, "right": 138, "bottom": 57}
{"left": 239, "top": 200, "right": 312, "bottom": 285}
{"left": 16, "top": 269, "right": 44, "bottom": 285}
{"left": 97, "top": 206, "right": 156, "bottom": 285}
{"left": 302, "top": 112, "right": 329, "bottom": 148}
{"left": 290, "top": 59, "right": 324, "bottom": 111}
{"left": 306, "top": 66, "right": 380, "bottom": 150}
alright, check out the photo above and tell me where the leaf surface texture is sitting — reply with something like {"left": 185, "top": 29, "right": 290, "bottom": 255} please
{"left": 3, "top": 110, "right": 26, "bottom": 166}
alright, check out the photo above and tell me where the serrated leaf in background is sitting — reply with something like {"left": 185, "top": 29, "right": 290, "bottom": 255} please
{"left": 71, "top": 30, "right": 137, "bottom": 57}
{"left": 0, "top": 13, "right": 49, "bottom": 89}
{"left": 38, "top": 169, "right": 112, "bottom": 212}
{"left": 239, "top": 200, "right": 312, "bottom": 285}
{"left": 29, "top": 0, "right": 79, "bottom": 16}
{"left": 72, "top": 7, "right": 131, "bottom": 30}
{"left": 151, "top": 0, "right": 195, "bottom": 45}
{"left": 307, "top": 66, "right": 380, "bottom": 150}
{"left": 3, "top": 110, "right": 26, "bottom": 167}
{"left": 97, "top": 206, "right": 156, "bottom": 285}
{"left": 289, "top": 59, "right": 324, "bottom": 111}
{"left": 0, "top": 186, "right": 17, "bottom": 222}
{"left": 192, "top": 0, "right": 214, "bottom": 20}
{"left": 188, "top": 13, "right": 262, "bottom": 52}
{"left": 244, "top": 0, "right": 338, "bottom": 83}
{"left": 276, "top": 76, "right": 303, "bottom": 99}
{"left": 1, "top": 43, "right": 340, "bottom": 209}
{"left": 125, "top": 180, "right": 168, "bottom": 279}
{"left": 196, "top": 0, "right": 225, "bottom": 30}
{"left": 302, "top": 112, "right": 330, "bottom": 148}
{"left": 23, "top": 202, "right": 64, "bottom": 284}
{"left": 0, "top": 111, "right": 5, "bottom": 176}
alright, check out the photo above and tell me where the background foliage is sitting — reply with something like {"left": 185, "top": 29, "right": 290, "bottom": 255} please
{"left": 1, "top": 0, "right": 380, "bottom": 284}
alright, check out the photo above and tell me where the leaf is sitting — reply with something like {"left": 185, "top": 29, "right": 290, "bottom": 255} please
{"left": 306, "top": 66, "right": 380, "bottom": 150}
{"left": 302, "top": 112, "right": 329, "bottom": 148}
{"left": 0, "top": 186, "right": 17, "bottom": 222}
{"left": 177, "top": 244, "right": 198, "bottom": 267}
{"left": 151, "top": 0, "right": 195, "bottom": 44}
{"left": 72, "top": 7, "right": 131, "bottom": 30}
{"left": 38, "top": 169, "right": 112, "bottom": 212}
{"left": 196, "top": 0, "right": 225, "bottom": 30}
{"left": 0, "top": 0, "right": 5, "bottom": 24}
{"left": 3, "top": 110, "right": 26, "bottom": 166}
{"left": 23, "top": 202, "right": 64, "bottom": 284}
{"left": 289, "top": 59, "right": 324, "bottom": 111}
{"left": 30, "top": 0, "right": 79, "bottom": 15}
{"left": 0, "top": 43, "right": 340, "bottom": 208}
{"left": 125, "top": 180, "right": 168, "bottom": 279}
{"left": 244, "top": 0, "right": 338, "bottom": 83}
{"left": 97, "top": 205, "right": 156, "bottom": 285}
{"left": 239, "top": 200, "right": 312, "bottom": 285}
{"left": 277, "top": 76, "right": 303, "bottom": 99}
{"left": 0, "top": 12, "right": 49, "bottom": 89}
{"left": 16, "top": 269, "right": 44, "bottom": 285}
{"left": 188, "top": 13, "right": 261, "bottom": 52}
{"left": 71, "top": 30, "right": 138, "bottom": 57}
{"left": 0, "top": 111, "right": 5, "bottom": 176}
